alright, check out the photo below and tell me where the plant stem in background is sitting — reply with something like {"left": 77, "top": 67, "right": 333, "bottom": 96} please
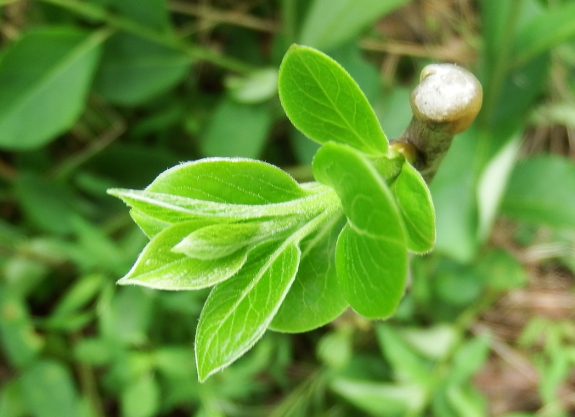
{"left": 39, "top": 0, "right": 255, "bottom": 73}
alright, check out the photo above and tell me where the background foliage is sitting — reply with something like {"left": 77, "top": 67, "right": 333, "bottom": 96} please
{"left": 1, "top": 0, "right": 575, "bottom": 416}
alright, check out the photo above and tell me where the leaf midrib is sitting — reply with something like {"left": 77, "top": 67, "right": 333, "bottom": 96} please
{"left": 203, "top": 201, "right": 342, "bottom": 350}
{"left": 297, "top": 54, "right": 377, "bottom": 153}
{"left": 111, "top": 186, "right": 337, "bottom": 218}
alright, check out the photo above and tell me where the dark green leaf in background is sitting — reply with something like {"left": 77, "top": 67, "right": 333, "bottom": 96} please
{"left": 121, "top": 373, "right": 160, "bottom": 417}
{"left": 93, "top": 33, "right": 190, "bottom": 105}
{"left": 430, "top": 128, "right": 480, "bottom": 263}
{"left": 14, "top": 172, "right": 80, "bottom": 234}
{"left": 200, "top": 98, "right": 273, "bottom": 158}
{"left": 501, "top": 155, "right": 575, "bottom": 230}
{"left": 299, "top": 0, "right": 411, "bottom": 52}
{"left": 374, "top": 87, "right": 413, "bottom": 140}
{"left": 330, "top": 377, "right": 426, "bottom": 417}
{"left": 512, "top": 1, "right": 575, "bottom": 68}
{"left": 0, "top": 27, "right": 104, "bottom": 150}
{"left": 477, "top": 249, "right": 527, "bottom": 291}
{"left": 0, "top": 380, "right": 27, "bottom": 417}
{"left": 328, "top": 43, "right": 382, "bottom": 102}
{"left": 113, "top": 0, "right": 171, "bottom": 32}
{"left": 376, "top": 325, "right": 433, "bottom": 387}
{"left": 0, "top": 289, "right": 43, "bottom": 368}
{"left": 225, "top": 68, "right": 278, "bottom": 104}
{"left": 19, "top": 360, "right": 80, "bottom": 417}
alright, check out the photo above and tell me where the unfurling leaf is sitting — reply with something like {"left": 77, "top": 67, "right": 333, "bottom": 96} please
{"left": 172, "top": 216, "right": 302, "bottom": 260}
{"left": 118, "top": 220, "right": 248, "bottom": 290}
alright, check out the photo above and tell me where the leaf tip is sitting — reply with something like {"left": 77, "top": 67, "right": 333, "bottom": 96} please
{"left": 195, "top": 347, "right": 219, "bottom": 383}
{"left": 106, "top": 188, "right": 126, "bottom": 199}
{"left": 116, "top": 277, "right": 132, "bottom": 286}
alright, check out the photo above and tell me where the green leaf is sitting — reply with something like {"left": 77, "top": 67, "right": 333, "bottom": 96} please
{"left": 399, "top": 324, "right": 458, "bottom": 360}
{"left": 130, "top": 209, "right": 172, "bottom": 238}
{"left": 109, "top": 187, "right": 330, "bottom": 226}
{"left": 71, "top": 217, "right": 128, "bottom": 275}
{"left": 108, "top": 158, "right": 332, "bottom": 227}
{"left": 500, "top": 155, "right": 575, "bottom": 229}
{"left": 476, "top": 135, "right": 521, "bottom": 241}
{"left": 109, "top": 165, "right": 337, "bottom": 233}
{"left": 86, "top": 143, "right": 180, "bottom": 189}
{"left": 448, "top": 335, "right": 491, "bottom": 385}
{"left": 19, "top": 360, "right": 80, "bottom": 417}
{"left": 313, "top": 142, "right": 407, "bottom": 319}
{"left": 93, "top": 33, "right": 190, "bottom": 105}
{"left": 0, "top": 27, "right": 104, "bottom": 150}
{"left": 14, "top": 172, "right": 79, "bottom": 234}
{"left": 0, "top": 289, "right": 43, "bottom": 367}
{"left": 50, "top": 273, "right": 104, "bottom": 319}
{"left": 103, "top": 287, "right": 154, "bottom": 344}
{"left": 478, "top": 249, "right": 526, "bottom": 291}
{"left": 113, "top": 0, "right": 171, "bottom": 31}
{"left": 328, "top": 43, "right": 382, "bottom": 102}
{"left": 512, "top": 2, "right": 575, "bottom": 67}
{"left": 330, "top": 378, "right": 426, "bottom": 417}
{"left": 121, "top": 373, "right": 160, "bottom": 417}
{"left": 480, "top": 1, "right": 549, "bottom": 128}
{"left": 446, "top": 385, "right": 486, "bottom": 417}
{"left": 145, "top": 158, "right": 310, "bottom": 204}
{"left": 317, "top": 328, "right": 353, "bottom": 368}
{"left": 392, "top": 161, "right": 435, "bottom": 254}
{"left": 225, "top": 68, "right": 278, "bottom": 104}
{"left": 278, "top": 45, "right": 387, "bottom": 156}
{"left": 200, "top": 98, "right": 273, "bottom": 158}
{"left": 430, "top": 127, "right": 480, "bottom": 263}
{"left": 299, "top": 0, "right": 411, "bottom": 52}
{"left": 376, "top": 324, "right": 433, "bottom": 386}
{"left": 375, "top": 87, "right": 413, "bottom": 139}
{"left": 118, "top": 220, "right": 248, "bottom": 290}
{"left": 195, "top": 242, "right": 300, "bottom": 381}
{"left": 173, "top": 216, "right": 301, "bottom": 260}
{"left": 270, "top": 214, "right": 348, "bottom": 333}
{"left": 0, "top": 380, "right": 27, "bottom": 417}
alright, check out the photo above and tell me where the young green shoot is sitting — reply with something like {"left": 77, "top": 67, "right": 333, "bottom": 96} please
{"left": 108, "top": 45, "right": 482, "bottom": 381}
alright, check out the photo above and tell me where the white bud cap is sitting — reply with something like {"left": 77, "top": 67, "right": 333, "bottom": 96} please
{"left": 410, "top": 63, "right": 482, "bottom": 134}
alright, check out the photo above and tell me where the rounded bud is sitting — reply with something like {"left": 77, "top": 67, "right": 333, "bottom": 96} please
{"left": 410, "top": 63, "right": 482, "bottom": 134}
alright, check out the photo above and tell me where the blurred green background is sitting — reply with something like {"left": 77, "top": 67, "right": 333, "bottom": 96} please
{"left": 1, "top": 0, "right": 575, "bottom": 416}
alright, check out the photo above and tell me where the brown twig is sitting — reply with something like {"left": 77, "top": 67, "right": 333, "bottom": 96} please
{"left": 391, "top": 63, "right": 483, "bottom": 182}
{"left": 0, "top": 157, "right": 17, "bottom": 183}
{"left": 361, "top": 37, "right": 476, "bottom": 65}
{"left": 169, "top": 1, "right": 279, "bottom": 33}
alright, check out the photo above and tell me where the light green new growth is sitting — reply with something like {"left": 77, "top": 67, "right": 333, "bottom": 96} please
{"left": 109, "top": 44, "right": 482, "bottom": 381}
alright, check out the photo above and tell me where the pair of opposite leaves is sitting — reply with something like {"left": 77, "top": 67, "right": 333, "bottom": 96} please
{"left": 109, "top": 45, "right": 435, "bottom": 380}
